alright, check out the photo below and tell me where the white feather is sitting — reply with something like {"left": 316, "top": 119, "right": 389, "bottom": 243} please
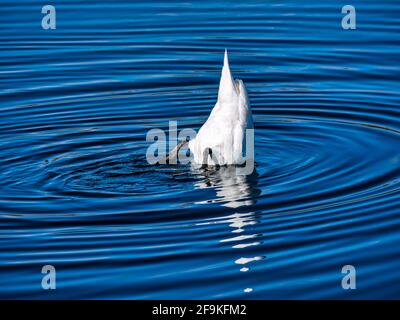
{"left": 189, "top": 50, "right": 254, "bottom": 165}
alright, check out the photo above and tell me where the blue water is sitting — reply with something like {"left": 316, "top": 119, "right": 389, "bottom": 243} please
{"left": 0, "top": 0, "right": 399, "bottom": 299}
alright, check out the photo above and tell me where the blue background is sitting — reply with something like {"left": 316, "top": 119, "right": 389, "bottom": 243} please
{"left": 0, "top": 0, "right": 399, "bottom": 299}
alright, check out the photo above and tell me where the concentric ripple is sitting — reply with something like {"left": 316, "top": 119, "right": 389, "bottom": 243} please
{"left": 0, "top": 0, "right": 400, "bottom": 299}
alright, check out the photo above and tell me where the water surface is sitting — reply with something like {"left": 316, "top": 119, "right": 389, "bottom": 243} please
{"left": 0, "top": 0, "right": 399, "bottom": 299}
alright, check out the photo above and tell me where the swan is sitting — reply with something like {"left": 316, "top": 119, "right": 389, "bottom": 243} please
{"left": 189, "top": 49, "right": 254, "bottom": 166}
{"left": 164, "top": 50, "right": 253, "bottom": 166}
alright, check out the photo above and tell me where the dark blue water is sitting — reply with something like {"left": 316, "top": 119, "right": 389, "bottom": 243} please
{"left": 0, "top": 0, "right": 399, "bottom": 299}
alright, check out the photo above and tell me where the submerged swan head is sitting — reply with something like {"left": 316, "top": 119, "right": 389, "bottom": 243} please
{"left": 188, "top": 50, "right": 254, "bottom": 166}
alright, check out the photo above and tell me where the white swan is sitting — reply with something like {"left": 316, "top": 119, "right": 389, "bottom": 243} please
{"left": 188, "top": 50, "right": 254, "bottom": 166}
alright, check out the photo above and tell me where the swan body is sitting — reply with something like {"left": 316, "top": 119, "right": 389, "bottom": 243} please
{"left": 188, "top": 50, "right": 253, "bottom": 166}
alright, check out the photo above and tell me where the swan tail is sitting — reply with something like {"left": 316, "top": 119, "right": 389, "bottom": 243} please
{"left": 218, "top": 49, "right": 238, "bottom": 102}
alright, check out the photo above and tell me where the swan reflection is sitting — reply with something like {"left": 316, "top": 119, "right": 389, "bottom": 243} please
{"left": 193, "top": 165, "right": 264, "bottom": 294}
{"left": 192, "top": 165, "right": 260, "bottom": 208}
